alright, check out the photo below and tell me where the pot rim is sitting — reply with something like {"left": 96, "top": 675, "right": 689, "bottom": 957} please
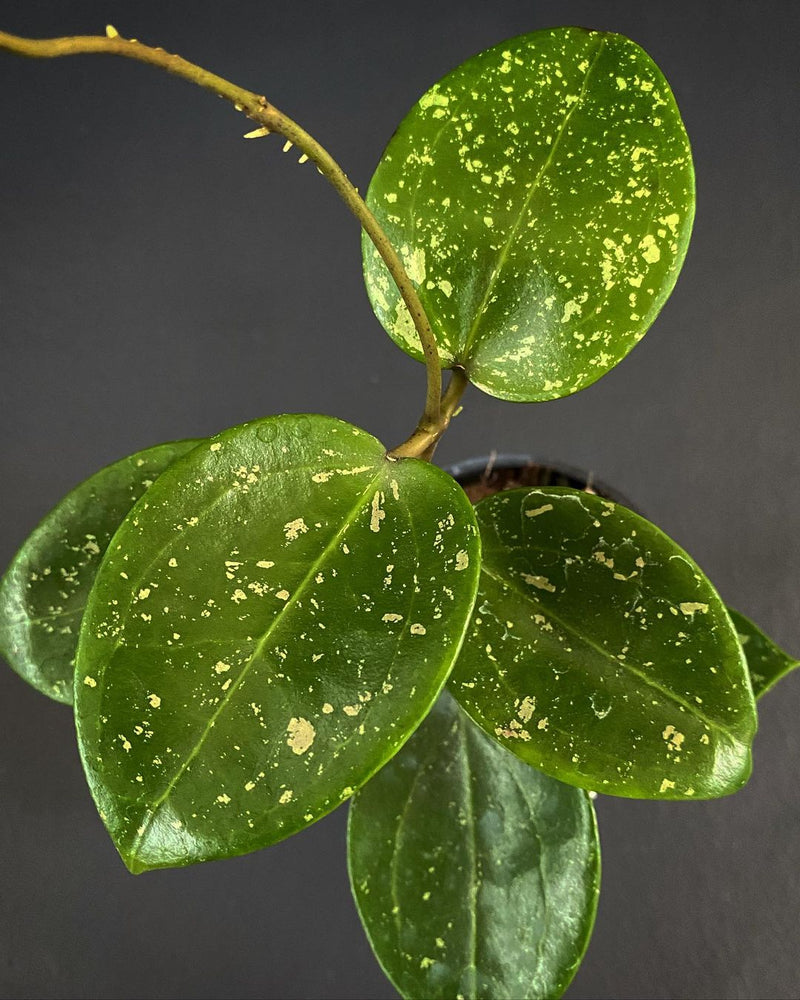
{"left": 445, "top": 453, "right": 638, "bottom": 512}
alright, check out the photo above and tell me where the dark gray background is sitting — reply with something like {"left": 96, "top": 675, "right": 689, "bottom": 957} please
{"left": 0, "top": 1, "right": 797, "bottom": 998}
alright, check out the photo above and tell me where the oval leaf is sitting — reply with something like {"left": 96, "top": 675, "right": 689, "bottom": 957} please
{"left": 75, "top": 415, "right": 480, "bottom": 872}
{"left": 450, "top": 488, "right": 756, "bottom": 799}
{"left": 0, "top": 440, "right": 201, "bottom": 703}
{"left": 348, "top": 691, "right": 600, "bottom": 1000}
{"left": 363, "top": 27, "right": 694, "bottom": 401}
{"left": 729, "top": 607, "right": 799, "bottom": 700}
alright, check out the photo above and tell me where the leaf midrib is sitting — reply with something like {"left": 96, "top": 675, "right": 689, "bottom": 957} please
{"left": 459, "top": 35, "right": 608, "bottom": 364}
{"left": 87, "top": 454, "right": 381, "bottom": 709}
{"left": 124, "top": 465, "right": 385, "bottom": 865}
{"left": 507, "top": 766, "right": 551, "bottom": 993}
{"left": 479, "top": 561, "right": 742, "bottom": 745}
{"left": 458, "top": 709, "right": 479, "bottom": 999}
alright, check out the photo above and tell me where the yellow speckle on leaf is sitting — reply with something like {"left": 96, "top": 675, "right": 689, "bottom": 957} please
{"left": 419, "top": 89, "right": 449, "bottom": 111}
{"left": 148, "top": 693, "right": 161, "bottom": 709}
{"left": 370, "top": 491, "right": 385, "bottom": 533}
{"left": 279, "top": 789, "right": 294, "bottom": 804}
{"left": 639, "top": 234, "right": 661, "bottom": 264}
{"left": 217, "top": 793, "right": 231, "bottom": 805}
{"left": 680, "top": 602, "right": 709, "bottom": 616}
{"left": 283, "top": 517, "right": 308, "bottom": 542}
{"left": 517, "top": 696, "right": 536, "bottom": 723}
{"left": 214, "top": 661, "right": 231, "bottom": 674}
{"left": 382, "top": 613, "right": 403, "bottom": 623}
{"left": 286, "top": 717, "right": 316, "bottom": 754}
{"left": 210, "top": 442, "right": 222, "bottom": 452}
{"left": 662, "top": 724, "right": 685, "bottom": 750}
{"left": 84, "top": 676, "right": 97, "bottom": 688}
{"left": 525, "top": 504, "right": 554, "bottom": 518}
{"left": 659, "top": 778, "right": 676, "bottom": 793}
{"left": 522, "top": 574, "right": 556, "bottom": 592}
{"left": 455, "top": 550, "right": 469, "bottom": 571}
{"left": 410, "top": 623, "right": 427, "bottom": 636}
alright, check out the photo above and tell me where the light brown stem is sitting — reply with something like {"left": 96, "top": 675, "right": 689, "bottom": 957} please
{"left": 0, "top": 26, "right": 444, "bottom": 427}
{"left": 389, "top": 368, "right": 469, "bottom": 461}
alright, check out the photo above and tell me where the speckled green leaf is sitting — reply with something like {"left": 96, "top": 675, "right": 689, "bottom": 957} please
{"left": 729, "top": 607, "right": 799, "bottom": 700}
{"left": 75, "top": 415, "right": 480, "bottom": 872}
{"left": 450, "top": 488, "right": 756, "bottom": 799}
{"left": 0, "top": 440, "right": 201, "bottom": 704}
{"left": 348, "top": 691, "right": 599, "bottom": 1000}
{"left": 363, "top": 27, "right": 694, "bottom": 401}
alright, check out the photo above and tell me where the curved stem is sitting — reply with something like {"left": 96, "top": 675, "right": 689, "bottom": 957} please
{"left": 389, "top": 367, "right": 469, "bottom": 461}
{"left": 0, "top": 26, "right": 443, "bottom": 426}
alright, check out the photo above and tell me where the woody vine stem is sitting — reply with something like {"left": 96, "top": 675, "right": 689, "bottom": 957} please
{"left": 0, "top": 25, "right": 468, "bottom": 460}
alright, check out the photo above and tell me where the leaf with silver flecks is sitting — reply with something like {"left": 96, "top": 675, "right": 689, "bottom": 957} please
{"left": 363, "top": 27, "right": 694, "bottom": 401}
{"left": 348, "top": 691, "right": 600, "bottom": 1000}
{"left": 729, "top": 607, "right": 799, "bottom": 700}
{"left": 0, "top": 440, "right": 201, "bottom": 704}
{"left": 450, "top": 488, "right": 756, "bottom": 799}
{"left": 75, "top": 414, "right": 480, "bottom": 872}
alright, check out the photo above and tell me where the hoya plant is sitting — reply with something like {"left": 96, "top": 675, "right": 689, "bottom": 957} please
{"left": 0, "top": 23, "right": 796, "bottom": 1000}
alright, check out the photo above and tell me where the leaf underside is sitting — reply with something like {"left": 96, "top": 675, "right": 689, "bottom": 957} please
{"left": 729, "top": 607, "right": 799, "bottom": 700}
{"left": 363, "top": 26, "right": 695, "bottom": 401}
{"left": 0, "top": 440, "right": 201, "bottom": 703}
{"left": 349, "top": 691, "right": 600, "bottom": 1000}
{"left": 75, "top": 415, "right": 480, "bottom": 872}
{"left": 450, "top": 488, "right": 757, "bottom": 799}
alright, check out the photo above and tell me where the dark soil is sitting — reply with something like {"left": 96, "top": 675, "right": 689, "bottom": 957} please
{"left": 453, "top": 456, "right": 622, "bottom": 506}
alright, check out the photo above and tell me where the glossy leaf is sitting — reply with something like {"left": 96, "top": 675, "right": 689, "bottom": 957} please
{"left": 348, "top": 691, "right": 599, "bottom": 1000}
{"left": 75, "top": 415, "right": 480, "bottom": 872}
{"left": 363, "top": 27, "right": 694, "bottom": 401}
{"left": 729, "top": 607, "right": 799, "bottom": 700}
{"left": 450, "top": 488, "right": 756, "bottom": 799}
{"left": 0, "top": 440, "right": 201, "bottom": 704}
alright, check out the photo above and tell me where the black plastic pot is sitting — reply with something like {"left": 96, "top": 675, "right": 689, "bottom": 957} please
{"left": 447, "top": 453, "right": 637, "bottom": 511}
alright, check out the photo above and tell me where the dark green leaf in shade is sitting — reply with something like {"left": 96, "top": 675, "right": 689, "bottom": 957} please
{"left": 348, "top": 691, "right": 600, "bottom": 1000}
{"left": 0, "top": 440, "right": 202, "bottom": 704}
{"left": 728, "top": 607, "right": 799, "bottom": 700}
{"left": 75, "top": 415, "right": 480, "bottom": 872}
{"left": 363, "top": 27, "right": 695, "bottom": 401}
{"left": 450, "top": 488, "right": 757, "bottom": 799}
